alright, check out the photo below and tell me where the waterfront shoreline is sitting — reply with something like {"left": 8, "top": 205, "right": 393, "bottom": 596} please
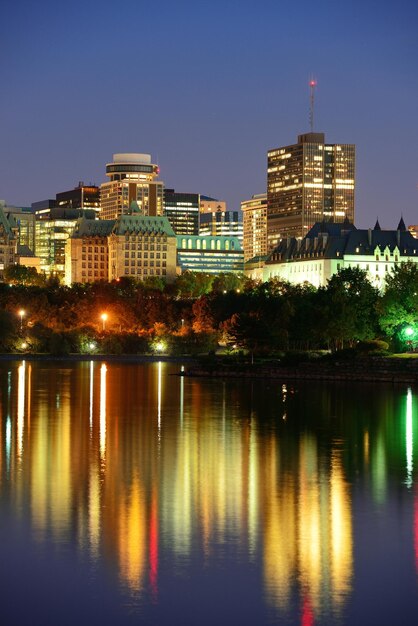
{"left": 181, "top": 356, "right": 418, "bottom": 385}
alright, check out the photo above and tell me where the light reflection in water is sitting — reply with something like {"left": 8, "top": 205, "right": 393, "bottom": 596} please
{"left": 89, "top": 360, "right": 94, "bottom": 430}
{"left": 99, "top": 363, "right": 107, "bottom": 461}
{"left": 1, "top": 364, "right": 416, "bottom": 624}
{"left": 406, "top": 387, "right": 413, "bottom": 488}
{"left": 17, "top": 360, "right": 26, "bottom": 460}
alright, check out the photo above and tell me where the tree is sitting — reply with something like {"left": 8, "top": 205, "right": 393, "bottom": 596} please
{"left": 321, "top": 267, "right": 379, "bottom": 349}
{"left": 4, "top": 265, "right": 46, "bottom": 287}
{"left": 379, "top": 262, "right": 418, "bottom": 345}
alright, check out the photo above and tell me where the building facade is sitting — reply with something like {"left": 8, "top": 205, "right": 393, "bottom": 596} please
{"left": 35, "top": 207, "right": 97, "bottom": 279}
{"left": 100, "top": 153, "right": 164, "bottom": 220}
{"left": 199, "top": 210, "right": 243, "bottom": 243}
{"left": 56, "top": 182, "right": 100, "bottom": 214}
{"left": 241, "top": 193, "right": 268, "bottom": 262}
{"left": 176, "top": 235, "right": 244, "bottom": 274}
{"left": 267, "top": 132, "right": 355, "bottom": 248}
{"left": 199, "top": 196, "right": 226, "bottom": 214}
{"left": 163, "top": 189, "right": 200, "bottom": 235}
{"left": 262, "top": 219, "right": 417, "bottom": 290}
{"left": 65, "top": 213, "right": 177, "bottom": 285}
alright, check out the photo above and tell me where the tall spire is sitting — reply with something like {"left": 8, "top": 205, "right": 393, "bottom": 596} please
{"left": 397, "top": 216, "right": 406, "bottom": 231}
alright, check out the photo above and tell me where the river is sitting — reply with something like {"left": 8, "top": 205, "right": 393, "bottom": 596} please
{"left": 0, "top": 360, "right": 417, "bottom": 625}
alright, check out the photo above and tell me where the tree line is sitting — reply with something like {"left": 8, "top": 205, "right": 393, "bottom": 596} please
{"left": 1, "top": 263, "right": 417, "bottom": 356}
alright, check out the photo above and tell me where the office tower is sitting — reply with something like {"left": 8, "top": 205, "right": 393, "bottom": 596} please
{"left": 199, "top": 196, "right": 227, "bottom": 214}
{"left": 163, "top": 189, "right": 200, "bottom": 235}
{"left": 267, "top": 132, "right": 355, "bottom": 248}
{"left": 241, "top": 193, "right": 268, "bottom": 262}
{"left": 56, "top": 182, "right": 100, "bottom": 214}
{"left": 100, "top": 153, "right": 164, "bottom": 220}
{"left": 199, "top": 210, "right": 243, "bottom": 244}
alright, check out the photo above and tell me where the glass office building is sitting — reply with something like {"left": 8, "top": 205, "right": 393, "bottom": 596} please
{"left": 267, "top": 133, "right": 355, "bottom": 248}
{"left": 163, "top": 189, "right": 200, "bottom": 235}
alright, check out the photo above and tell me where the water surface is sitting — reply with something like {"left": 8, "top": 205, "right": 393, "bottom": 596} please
{"left": 0, "top": 360, "right": 417, "bottom": 625}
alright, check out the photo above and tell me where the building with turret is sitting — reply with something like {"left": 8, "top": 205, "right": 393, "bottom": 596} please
{"left": 260, "top": 218, "right": 418, "bottom": 290}
{"left": 100, "top": 153, "right": 164, "bottom": 220}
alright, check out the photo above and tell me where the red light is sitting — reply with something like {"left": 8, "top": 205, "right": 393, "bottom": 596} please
{"left": 309, "top": 80, "right": 317, "bottom": 87}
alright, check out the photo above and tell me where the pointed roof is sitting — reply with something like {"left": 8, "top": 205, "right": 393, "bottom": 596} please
{"left": 374, "top": 219, "right": 381, "bottom": 231}
{"left": 397, "top": 216, "right": 406, "bottom": 231}
{"left": 0, "top": 204, "right": 14, "bottom": 238}
{"left": 129, "top": 200, "right": 142, "bottom": 214}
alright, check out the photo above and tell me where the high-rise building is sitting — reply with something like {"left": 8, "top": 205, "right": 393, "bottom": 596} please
{"left": 56, "top": 182, "right": 100, "bottom": 214}
{"left": 100, "top": 153, "right": 164, "bottom": 220}
{"left": 199, "top": 196, "right": 227, "bottom": 214}
{"left": 241, "top": 193, "right": 268, "bottom": 262}
{"left": 163, "top": 189, "right": 200, "bottom": 235}
{"left": 267, "top": 132, "right": 355, "bottom": 248}
{"left": 199, "top": 210, "right": 243, "bottom": 244}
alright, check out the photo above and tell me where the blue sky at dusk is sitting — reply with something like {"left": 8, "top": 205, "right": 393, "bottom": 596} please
{"left": 1, "top": 0, "right": 417, "bottom": 227}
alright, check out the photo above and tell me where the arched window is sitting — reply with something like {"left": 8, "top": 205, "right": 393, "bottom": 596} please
{"left": 225, "top": 240, "right": 230, "bottom": 250}
{"left": 216, "top": 240, "right": 221, "bottom": 250}
{"left": 188, "top": 238, "right": 193, "bottom": 249}
{"left": 196, "top": 239, "right": 201, "bottom": 249}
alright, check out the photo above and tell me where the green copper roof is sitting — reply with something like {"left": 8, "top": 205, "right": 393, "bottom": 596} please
{"left": 70, "top": 215, "right": 176, "bottom": 239}
{"left": 114, "top": 215, "right": 176, "bottom": 237}
{"left": 71, "top": 216, "right": 116, "bottom": 238}
{"left": 0, "top": 204, "right": 15, "bottom": 238}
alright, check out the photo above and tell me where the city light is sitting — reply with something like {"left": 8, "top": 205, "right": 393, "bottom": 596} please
{"left": 18, "top": 309, "right": 25, "bottom": 330}
{"left": 101, "top": 313, "right": 108, "bottom": 331}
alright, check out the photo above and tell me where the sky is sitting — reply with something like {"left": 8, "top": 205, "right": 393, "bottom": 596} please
{"left": 1, "top": 0, "right": 417, "bottom": 228}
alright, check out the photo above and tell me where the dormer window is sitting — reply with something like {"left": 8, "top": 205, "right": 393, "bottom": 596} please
{"left": 356, "top": 247, "right": 359, "bottom": 253}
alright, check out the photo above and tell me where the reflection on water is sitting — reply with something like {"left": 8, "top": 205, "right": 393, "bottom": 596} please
{"left": 0, "top": 361, "right": 417, "bottom": 625}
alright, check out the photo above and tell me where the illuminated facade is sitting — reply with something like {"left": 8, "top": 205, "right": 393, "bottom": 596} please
{"left": 56, "top": 182, "right": 100, "bottom": 215}
{"left": 267, "top": 133, "right": 355, "bottom": 248}
{"left": 176, "top": 235, "right": 244, "bottom": 273}
{"left": 199, "top": 210, "right": 243, "bottom": 244}
{"left": 35, "top": 207, "right": 96, "bottom": 279}
{"left": 241, "top": 193, "right": 268, "bottom": 262}
{"left": 199, "top": 195, "right": 226, "bottom": 214}
{"left": 163, "top": 189, "right": 200, "bottom": 235}
{"left": 263, "top": 218, "right": 418, "bottom": 290}
{"left": 2, "top": 204, "right": 35, "bottom": 252}
{"left": 65, "top": 211, "right": 177, "bottom": 284}
{"left": 100, "top": 153, "right": 164, "bottom": 220}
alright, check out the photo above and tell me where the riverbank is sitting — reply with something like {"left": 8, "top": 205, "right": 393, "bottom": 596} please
{"left": 182, "top": 355, "right": 418, "bottom": 384}
{"left": 0, "top": 353, "right": 198, "bottom": 363}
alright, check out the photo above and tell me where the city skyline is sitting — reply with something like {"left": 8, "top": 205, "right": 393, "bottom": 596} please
{"left": 1, "top": 0, "right": 417, "bottom": 228}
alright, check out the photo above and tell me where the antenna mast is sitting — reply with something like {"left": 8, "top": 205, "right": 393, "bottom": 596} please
{"left": 309, "top": 78, "right": 317, "bottom": 133}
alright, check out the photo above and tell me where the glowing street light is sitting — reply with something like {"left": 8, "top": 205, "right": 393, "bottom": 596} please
{"left": 18, "top": 309, "right": 25, "bottom": 331}
{"left": 101, "top": 313, "right": 108, "bottom": 331}
{"left": 405, "top": 327, "right": 414, "bottom": 337}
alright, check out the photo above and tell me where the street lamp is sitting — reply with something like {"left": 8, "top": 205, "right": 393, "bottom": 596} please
{"left": 18, "top": 309, "right": 25, "bottom": 331}
{"left": 101, "top": 313, "right": 108, "bottom": 331}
